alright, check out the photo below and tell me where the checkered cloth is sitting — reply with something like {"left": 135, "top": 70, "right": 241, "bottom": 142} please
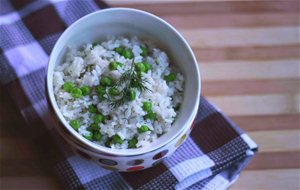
{"left": 0, "top": 0, "right": 258, "bottom": 189}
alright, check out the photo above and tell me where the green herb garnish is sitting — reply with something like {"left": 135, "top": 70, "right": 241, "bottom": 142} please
{"left": 107, "top": 59, "right": 151, "bottom": 108}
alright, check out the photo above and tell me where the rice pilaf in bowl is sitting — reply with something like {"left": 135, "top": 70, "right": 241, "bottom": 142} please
{"left": 53, "top": 36, "right": 184, "bottom": 149}
{"left": 47, "top": 8, "right": 200, "bottom": 171}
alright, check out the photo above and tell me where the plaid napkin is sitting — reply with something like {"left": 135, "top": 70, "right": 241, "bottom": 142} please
{"left": 0, "top": 0, "right": 258, "bottom": 189}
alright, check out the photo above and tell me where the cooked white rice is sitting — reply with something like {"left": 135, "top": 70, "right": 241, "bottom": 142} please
{"left": 53, "top": 36, "right": 184, "bottom": 149}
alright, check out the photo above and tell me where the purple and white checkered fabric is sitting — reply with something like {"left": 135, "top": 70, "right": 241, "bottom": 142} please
{"left": 0, "top": 0, "right": 257, "bottom": 189}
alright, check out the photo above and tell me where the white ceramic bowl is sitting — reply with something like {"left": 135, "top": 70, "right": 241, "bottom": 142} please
{"left": 47, "top": 8, "right": 201, "bottom": 171}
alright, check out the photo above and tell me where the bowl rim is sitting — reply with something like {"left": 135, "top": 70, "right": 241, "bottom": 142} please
{"left": 46, "top": 7, "right": 201, "bottom": 156}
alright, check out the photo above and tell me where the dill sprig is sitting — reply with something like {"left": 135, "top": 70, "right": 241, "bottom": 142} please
{"left": 108, "top": 59, "right": 151, "bottom": 108}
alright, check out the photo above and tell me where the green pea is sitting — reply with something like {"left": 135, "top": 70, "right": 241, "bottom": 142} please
{"left": 93, "top": 131, "right": 102, "bottom": 141}
{"left": 105, "top": 139, "right": 112, "bottom": 148}
{"left": 100, "top": 76, "right": 113, "bottom": 87}
{"left": 98, "top": 93, "right": 105, "bottom": 101}
{"left": 164, "top": 73, "right": 176, "bottom": 83}
{"left": 69, "top": 120, "right": 80, "bottom": 131}
{"left": 128, "top": 137, "right": 138, "bottom": 148}
{"left": 89, "top": 123, "right": 99, "bottom": 130}
{"left": 137, "top": 72, "right": 142, "bottom": 80}
{"left": 109, "top": 61, "right": 118, "bottom": 71}
{"left": 70, "top": 88, "right": 82, "bottom": 98}
{"left": 94, "top": 114, "right": 105, "bottom": 124}
{"left": 88, "top": 104, "right": 97, "bottom": 113}
{"left": 122, "top": 49, "right": 134, "bottom": 59}
{"left": 140, "top": 46, "right": 148, "bottom": 57}
{"left": 142, "top": 101, "right": 152, "bottom": 112}
{"left": 95, "top": 85, "right": 106, "bottom": 94}
{"left": 144, "top": 111, "right": 156, "bottom": 121}
{"left": 91, "top": 42, "right": 98, "bottom": 49}
{"left": 130, "top": 78, "right": 138, "bottom": 88}
{"left": 108, "top": 87, "right": 119, "bottom": 96}
{"left": 114, "top": 47, "right": 124, "bottom": 55}
{"left": 80, "top": 85, "right": 90, "bottom": 96}
{"left": 144, "top": 63, "right": 152, "bottom": 73}
{"left": 135, "top": 62, "right": 146, "bottom": 73}
{"left": 109, "top": 61, "right": 122, "bottom": 71}
{"left": 112, "top": 134, "right": 123, "bottom": 144}
{"left": 106, "top": 115, "right": 112, "bottom": 121}
{"left": 126, "top": 90, "right": 136, "bottom": 101}
{"left": 138, "top": 125, "right": 150, "bottom": 133}
{"left": 95, "top": 85, "right": 106, "bottom": 100}
{"left": 63, "top": 82, "right": 74, "bottom": 92}
{"left": 174, "top": 104, "right": 181, "bottom": 111}
{"left": 83, "top": 132, "right": 93, "bottom": 140}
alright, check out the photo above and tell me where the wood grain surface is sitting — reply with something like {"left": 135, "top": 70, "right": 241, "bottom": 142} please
{"left": 1, "top": 0, "right": 299, "bottom": 189}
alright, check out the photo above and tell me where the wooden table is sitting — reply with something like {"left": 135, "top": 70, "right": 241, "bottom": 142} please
{"left": 1, "top": 0, "right": 299, "bottom": 189}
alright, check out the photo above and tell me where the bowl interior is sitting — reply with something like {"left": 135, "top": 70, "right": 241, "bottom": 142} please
{"left": 47, "top": 8, "right": 201, "bottom": 156}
